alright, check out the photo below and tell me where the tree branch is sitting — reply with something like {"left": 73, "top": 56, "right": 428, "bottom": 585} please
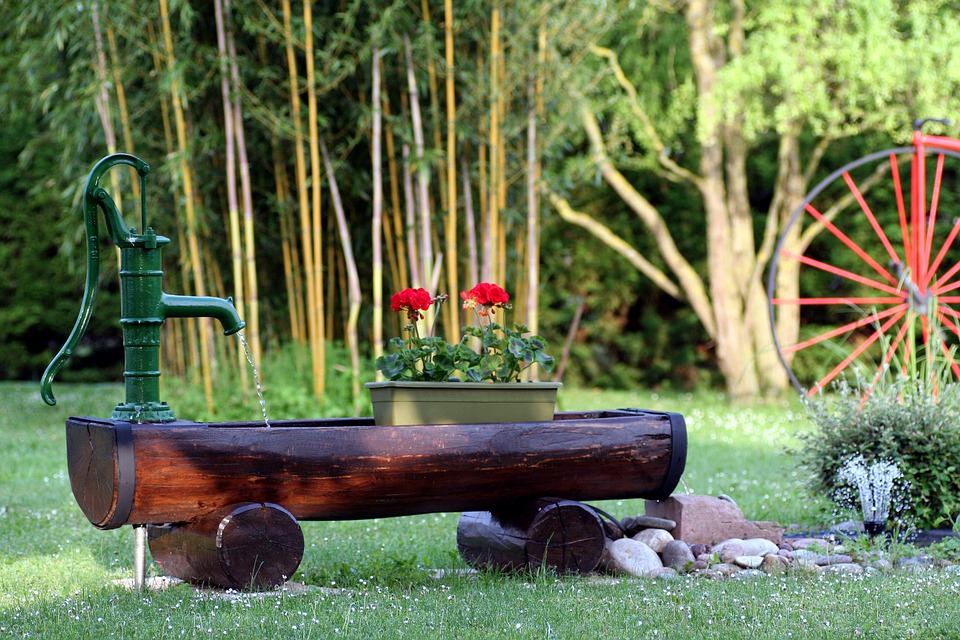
{"left": 544, "top": 187, "right": 682, "bottom": 300}
{"left": 590, "top": 45, "right": 702, "bottom": 187}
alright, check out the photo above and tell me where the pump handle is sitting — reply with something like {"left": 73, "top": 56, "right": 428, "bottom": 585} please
{"left": 40, "top": 154, "right": 151, "bottom": 406}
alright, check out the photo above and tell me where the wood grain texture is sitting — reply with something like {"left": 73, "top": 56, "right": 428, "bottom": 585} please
{"left": 148, "top": 502, "right": 304, "bottom": 590}
{"left": 66, "top": 410, "right": 685, "bottom": 528}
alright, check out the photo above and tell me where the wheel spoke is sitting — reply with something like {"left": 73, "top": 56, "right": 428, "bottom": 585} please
{"left": 921, "top": 153, "right": 946, "bottom": 288}
{"left": 772, "top": 296, "right": 902, "bottom": 306}
{"left": 891, "top": 153, "right": 912, "bottom": 272}
{"left": 803, "top": 201, "right": 897, "bottom": 285}
{"left": 782, "top": 250, "right": 904, "bottom": 296}
{"left": 808, "top": 310, "right": 906, "bottom": 396}
{"left": 842, "top": 171, "right": 902, "bottom": 270}
{"left": 782, "top": 304, "right": 906, "bottom": 355}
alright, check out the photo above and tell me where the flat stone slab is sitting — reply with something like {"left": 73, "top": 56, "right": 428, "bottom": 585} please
{"left": 645, "top": 495, "right": 783, "bottom": 545}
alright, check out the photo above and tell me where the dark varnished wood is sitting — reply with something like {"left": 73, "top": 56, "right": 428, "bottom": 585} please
{"left": 65, "top": 410, "right": 685, "bottom": 529}
{"left": 457, "top": 498, "right": 607, "bottom": 574}
{"left": 148, "top": 502, "right": 304, "bottom": 590}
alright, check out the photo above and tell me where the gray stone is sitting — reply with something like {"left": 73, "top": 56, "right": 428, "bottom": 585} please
{"left": 691, "top": 559, "right": 709, "bottom": 572}
{"left": 713, "top": 563, "right": 743, "bottom": 577}
{"left": 816, "top": 554, "right": 854, "bottom": 566}
{"left": 689, "top": 543, "right": 710, "bottom": 558}
{"left": 789, "top": 549, "right": 819, "bottom": 562}
{"left": 788, "top": 538, "right": 832, "bottom": 551}
{"left": 713, "top": 539, "right": 745, "bottom": 563}
{"left": 661, "top": 540, "right": 695, "bottom": 571}
{"left": 732, "top": 569, "right": 766, "bottom": 580}
{"left": 740, "top": 538, "right": 780, "bottom": 557}
{"left": 623, "top": 515, "right": 677, "bottom": 533}
{"left": 633, "top": 528, "right": 674, "bottom": 553}
{"left": 897, "top": 556, "right": 935, "bottom": 571}
{"left": 653, "top": 567, "right": 680, "bottom": 580}
{"left": 605, "top": 538, "right": 664, "bottom": 577}
{"left": 791, "top": 559, "right": 823, "bottom": 575}
{"left": 734, "top": 555, "right": 764, "bottom": 569}
{"left": 761, "top": 554, "right": 788, "bottom": 575}
{"left": 822, "top": 563, "right": 864, "bottom": 576}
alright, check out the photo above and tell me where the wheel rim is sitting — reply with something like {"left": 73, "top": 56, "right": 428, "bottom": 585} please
{"left": 768, "top": 145, "right": 960, "bottom": 395}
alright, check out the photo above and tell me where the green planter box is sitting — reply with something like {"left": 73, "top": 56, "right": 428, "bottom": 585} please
{"left": 365, "top": 381, "right": 562, "bottom": 426}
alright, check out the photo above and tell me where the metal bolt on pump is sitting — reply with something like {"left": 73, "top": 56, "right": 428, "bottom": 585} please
{"left": 41, "top": 153, "right": 245, "bottom": 422}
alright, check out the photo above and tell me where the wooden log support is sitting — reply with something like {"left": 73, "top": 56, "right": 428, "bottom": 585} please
{"left": 147, "top": 502, "right": 304, "bottom": 591}
{"left": 457, "top": 499, "right": 608, "bottom": 574}
{"left": 65, "top": 409, "right": 686, "bottom": 528}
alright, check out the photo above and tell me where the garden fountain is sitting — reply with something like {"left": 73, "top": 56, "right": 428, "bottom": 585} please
{"left": 41, "top": 153, "right": 687, "bottom": 590}
{"left": 837, "top": 455, "right": 903, "bottom": 537}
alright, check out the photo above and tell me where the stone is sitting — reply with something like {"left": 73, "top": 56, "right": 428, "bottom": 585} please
{"left": 715, "top": 541, "right": 745, "bottom": 564}
{"left": 761, "top": 554, "right": 787, "bottom": 575}
{"left": 621, "top": 515, "right": 677, "bottom": 535}
{"left": 604, "top": 538, "right": 663, "bottom": 577}
{"left": 633, "top": 528, "right": 674, "bottom": 553}
{"left": 645, "top": 495, "right": 783, "bottom": 545}
{"left": 661, "top": 540, "right": 695, "bottom": 571}
{"left": 789, "top": 537, "right": 832, "bottom": 551}
{"left": 897, "top": 556, "right": 935, "bottom": 572}
{"left": 740, "top": 538, "right": 779, "bottom": 557}
{"left": 789, "top": 549, "right": 819, "bottom": 562}
{"left": 815, "top": 554, "right": 854, "bottom": 566}
{"left": 712, "top": 563, "right": 742, "bottom": 577}
{"left": 691, "top": 559, "right": 709, "bottom": 572}
{"left": 734, "top": 555, "right": 764, "bottom": 569}
{"left": 689, "top": 543, "right": 710, "bottom": 558}
{"left": 732, "top": 569, "right": 766, "bottom": 580}
{"left": 653, "top": 567, "right": 680, "bottom": 579}
{"left": 822, "top": 563, "right": 864, "bottom": 576}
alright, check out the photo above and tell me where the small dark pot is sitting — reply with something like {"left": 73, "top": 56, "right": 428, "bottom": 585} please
{"left": 864, "top": 520, "right": 886, "bottom": 538}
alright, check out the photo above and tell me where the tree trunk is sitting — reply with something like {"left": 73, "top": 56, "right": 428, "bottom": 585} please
{"left": 685, "top": 0, "right": 759, "bottom": 399}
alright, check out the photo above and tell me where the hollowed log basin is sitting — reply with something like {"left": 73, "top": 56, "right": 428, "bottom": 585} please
{"left": 65, "top": 409, "right": 685, "bottom": 589}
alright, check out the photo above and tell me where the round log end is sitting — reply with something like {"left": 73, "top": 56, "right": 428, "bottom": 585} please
{"left": 525, "top": 500, "right": 605, "bottom": 575}
{"left": 149, "top": 502, "right": 304, "bottom": 591}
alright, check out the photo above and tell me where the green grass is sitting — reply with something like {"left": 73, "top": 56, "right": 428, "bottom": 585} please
{"left": 3, "top": 381, "right": 960, "bottom": 639}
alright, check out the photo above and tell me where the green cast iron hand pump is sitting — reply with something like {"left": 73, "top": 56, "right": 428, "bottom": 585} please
{"left": 41, "top": 153, "right": 245, "bottom": 422}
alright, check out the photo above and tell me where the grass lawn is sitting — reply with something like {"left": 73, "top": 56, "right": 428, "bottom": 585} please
{"left": 2, "top": 381, "right": 960, "bottom": 639}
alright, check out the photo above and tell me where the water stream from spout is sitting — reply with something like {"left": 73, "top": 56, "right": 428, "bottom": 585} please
{"left": 237, "top": 332, "right": 270, "bottom": 427}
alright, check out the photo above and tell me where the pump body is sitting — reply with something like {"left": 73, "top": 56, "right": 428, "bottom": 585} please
{"left": 41, "top": 154, "right": 244, "bottom": 422}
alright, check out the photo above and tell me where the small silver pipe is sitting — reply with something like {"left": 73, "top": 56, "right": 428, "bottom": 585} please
{"left": 133, "top": 525, "right": 147, "bottom": 589}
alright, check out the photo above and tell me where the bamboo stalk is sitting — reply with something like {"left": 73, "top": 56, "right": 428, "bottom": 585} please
{"left": 421, "top": 0, "right": 447, "bottom": 213}
{"left": 304, "top": 0, "right": 327, "bottom": 391}
{"left": 225, "top": 0, "right": 261, "bottom": 369}
{"left": 404, "top": 34, "right": 434, "bottom": 296}
{"left": 214, "top": 0, "right": 248, "bottom": 390}
{"left": 160, "top": 0, "right": 215, "bottom": 413}
{"left": 283, "top": 0, "right": 322, "bottom": 400}
{"left": 485, "top": 3, "right": 501, "bottom": 283}
{"left": 402, "top": 143, "right": 421, "bottom": 288}
{"left": 443, "top": 0, "right": 459, "bottom": 340}
{"left": 380, "top": 56, "right": 408, "bottom": 290}
{"left": 321, "top": 138, "right": 362, "bottom": 412}
{"left": 372, "top": 46, "right": 384, "bottom": 375}
{"left": 105, "top": 23, "right": 139, "bottom": 201}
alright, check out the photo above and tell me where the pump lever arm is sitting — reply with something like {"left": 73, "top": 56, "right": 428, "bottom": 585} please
{"left": 40, "top": 154, "right": 151, "bottom": 406}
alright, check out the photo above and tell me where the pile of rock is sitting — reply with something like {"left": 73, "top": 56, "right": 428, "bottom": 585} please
{"left": 601, "top": 496, "right": 959, "bottom": 579}
{"left": 456, "top": 494, "right": 960, "bottom": 579}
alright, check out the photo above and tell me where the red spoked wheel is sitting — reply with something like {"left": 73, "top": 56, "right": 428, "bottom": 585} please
{"left": 768, "top": 145, "right": 960, "bottom": 395}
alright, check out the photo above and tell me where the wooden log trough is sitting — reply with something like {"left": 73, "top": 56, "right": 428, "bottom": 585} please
{"left": 65, "top": 409, "right": 685, "bottom": 589}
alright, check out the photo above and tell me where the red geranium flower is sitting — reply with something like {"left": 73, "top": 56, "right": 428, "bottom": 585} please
{"left": 390, "top": 287, "right": 433, "bottom": 321}
{"left": 460, "top": 282, "right": 510, "bottom": 316}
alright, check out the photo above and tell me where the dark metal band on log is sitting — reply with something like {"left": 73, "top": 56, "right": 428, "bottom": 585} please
{"left": 65, "top": 409, "right": 686, "bottom": 530}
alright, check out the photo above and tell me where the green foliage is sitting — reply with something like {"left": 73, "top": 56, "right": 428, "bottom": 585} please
{"left": 799, "top": 374, "right": 960, "bottom": 530}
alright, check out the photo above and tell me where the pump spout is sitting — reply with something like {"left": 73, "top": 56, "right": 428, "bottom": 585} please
{"left": 161, "top": 294, "right": 246, "bottom": 335}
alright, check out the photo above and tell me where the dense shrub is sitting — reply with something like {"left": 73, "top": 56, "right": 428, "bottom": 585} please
{"left": 798, "top": 376, "right": 960, "bottom": 531}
